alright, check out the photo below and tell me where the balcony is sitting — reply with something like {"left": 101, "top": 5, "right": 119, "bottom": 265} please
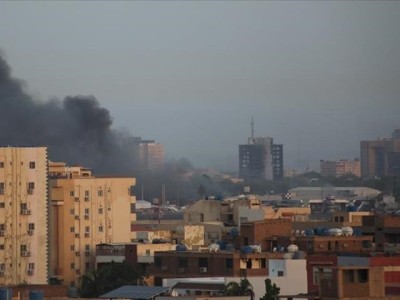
{"left": 21, "top": 209, "right": 31, "bottom": 215}
{"left": 27, "top": 230, "right": 34, "bottom": 236}
{"left": 21, "top": 251, "right": 31, "bottom": 257}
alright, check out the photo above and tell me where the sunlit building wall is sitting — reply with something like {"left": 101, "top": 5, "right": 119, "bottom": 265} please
{"left": 48, "top": 162, "right": 136, "bottom": 287}
{"left": 0, "top": 147, "right": 48, "bottom": 285}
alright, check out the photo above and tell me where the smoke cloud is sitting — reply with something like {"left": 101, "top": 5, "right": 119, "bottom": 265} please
{"left": 0, "top": 53, "right": 138, "bottom": 174}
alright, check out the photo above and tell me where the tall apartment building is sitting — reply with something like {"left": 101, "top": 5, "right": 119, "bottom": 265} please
{"left": 0, "top": 147, "right": 48, "bottom": 285}
{"left": 48, "top": 162, "right": 136, "bottom": 287}
{"left": 127, "top": 137, "right": 164, "bottom": 170}
{"left": 320, "top": 159, "right": 361, "bottom": 178}
{"left": 239, "top": 121, "right": 283, "bottom": 181}
{"left": 360, "top": 129, "right": 400, "bottom": 179}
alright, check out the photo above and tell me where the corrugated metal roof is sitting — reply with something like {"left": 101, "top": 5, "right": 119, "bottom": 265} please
{"left": 100, "top": 285, "right": 169, "bottom": 299}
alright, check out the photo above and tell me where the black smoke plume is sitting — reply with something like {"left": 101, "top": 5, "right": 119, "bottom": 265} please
{"left": 0, "top": 53, "right": 138, "bottom": 174}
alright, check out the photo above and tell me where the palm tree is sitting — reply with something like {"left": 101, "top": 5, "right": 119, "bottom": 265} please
{"left": 223, "top": 278, "right": 254, "bottom": 300}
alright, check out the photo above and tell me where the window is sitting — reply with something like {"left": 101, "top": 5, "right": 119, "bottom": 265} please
{"left": 155, "top": 257, "right": 162, "bottom": 267}
{"left": 343, "top": 270, "right": 355, "bottom": 283}
{"left": 313, "top": 267, "right": 333, "bottom": 285}
{"left": 98, "top": 190, "right": 103, "bottom": 197}
{"left": 70, "top": 209, "right": 75, "bottom": 215}
{"left": 277, "top": 271, "right": 284, "bottom": 277}
{"left": 178, "top": 258, "right": 188, "bottom": 268}
{"left": 20, "top": 245, "right": 28, "bottom": 252}
{"left": 85, "top": 262, "right": 90, "bottom": 271}
{"left": 70, "top": 263, "right": 75, "bottom": 270}
{"left": 199, "top": 258, "right": 208, "bottom": 268}
{"left": 70, "top": 191, "right": 75, "bottom": 197}
{"left": 85, "top": 190, "right": 90, "bottom": 197}
{"left": 0, "top": 224, "right": 5, "bottom": 231}
{"left": 226, "top": 258, "right": 233, "bottom": 269}
{"left": 98, "top": 208, "right": 103, "bottom": 214}
{"left": 85, "top": 244, "right": 90, "bottom": 251}
{"left": 358, "top": 269, "right": 368, "bottom": 283}
{"left": 0, "top": 182, "right": 4, "bottom": 194}
{"left": 99, "top": 225, "right": 103, "bottom": 232}
{"left": 28, "top": 182, "right": 35, "bottom": 189}
{"left": 85, "top": 226, "right": 90, "bottom": 233}
{"left": 0, "top": 203, "right": 4, "bottom": 208}
{"left": 0, "top": 245, "right": 4, "bottom": 250}
{"left": 0, "top": 264, "right": 5, "bottom": 271}
{"left": 70, "top": 245, "right": 75, "bottom": 251}
{"left": 85, "top": 208, "right": 90, "bottom": 215}
{"left": 29, "top": 162, "right": 36, "bottom": 169}
{"left": 28, "top": 263, "right": 35, "bottom": 270}
{"left": 0, "top": 162, "right": 3, "bottom": 168}
{"left": 28, "top": 223, "right": 35, "bottom": 230}
{"left": 146, "top": 249, "right": 151, "bottom": 256}
{"left": 70, "top": 227, "right": 75, "bottom": 233}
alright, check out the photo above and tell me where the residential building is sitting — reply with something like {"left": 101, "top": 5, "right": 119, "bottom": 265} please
{"left": 48, "top": 162, "right": 136, "bottom": 287}
{"left": 360, "top": 129, "right": 400, "bottom": 179}
{"left": 320, "top": 158, "right": 361, "bottom": 178}
{"left": 0, "top": 147, "right": 48, "bottom": 285}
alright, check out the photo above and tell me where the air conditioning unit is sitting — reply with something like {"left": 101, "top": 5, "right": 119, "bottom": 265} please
{"left": 161, "top": 265, "right": 168, "bottom": 271}
{"left": 27, "top": 230, "right": 34, "bottom": 236}
{"left": 0, "top": 230, "right": 4, "bottom": 237}
{"left": 199, "top": 267, "right": 208, "bottom": 273}
{"left": 27, "top": 189, "right": 34, "bottom": 195}
{"left": 21, "top": 251, "right": 31, "bottom": 257}
{"left": 75, "top": 251, "right": 80, "bottom": 256}
{"left": 85, "top": 233, "right": 90, "bottom": 238}
{"left": 27, "top": 269, "right": 34, "bottom": 276}
{"left": 84, "top": 215, "right": 89, "bottom": 220}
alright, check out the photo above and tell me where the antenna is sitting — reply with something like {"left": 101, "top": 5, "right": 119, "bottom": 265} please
{"left": 251, "top": 116, "right": 255, "bottom": 140}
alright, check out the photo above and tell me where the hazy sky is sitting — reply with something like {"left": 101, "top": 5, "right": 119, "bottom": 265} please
{"left": 1, "top": 1, "right": 399, "bottom": 172}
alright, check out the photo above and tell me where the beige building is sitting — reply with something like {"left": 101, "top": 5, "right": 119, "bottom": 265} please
{"left": 139, "top": 142, "right": 164, "bottom": 170}
{"left": 0, "top": 147, "right": 48, "bottom": 285}
{"left": 48, "top": 162, "right": 136, "bottom": 287}
{"left": 320, "top": 158, "right": 361, "bottom": 177}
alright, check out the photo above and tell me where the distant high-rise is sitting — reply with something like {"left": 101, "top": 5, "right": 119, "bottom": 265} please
{"left": 239, "top": 120, "right": 283, "bottom": 181}
{"left": 0, "top": 147, "right": 48, "bottom": 285}
{"left": 360, "top": 129, "right": 400, "bottom": 178}
{"left": 127, "top": 137, "right": 164, "bottom": 170}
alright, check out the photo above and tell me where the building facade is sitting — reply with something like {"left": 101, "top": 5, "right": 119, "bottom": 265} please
{"left": 48, "top": 162, "right": 136, "bottom": 287}
{"left": 320, "top": 158, "right": 361, "bottom": 178}
{"left": 127, "top": 137, "right": 164, "bottom": 170}
{"left": 360, "top": 129, "right": 400, "bottom": 179}
{"left": 0, "top": 147, "right": 48, "bottom": 285}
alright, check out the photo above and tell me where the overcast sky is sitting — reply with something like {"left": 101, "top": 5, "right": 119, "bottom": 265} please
{"left": 0, "top": 1, "right": 399, "bottom": 172}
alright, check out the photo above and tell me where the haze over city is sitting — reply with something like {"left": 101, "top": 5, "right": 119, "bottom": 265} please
{"left": 1, "top": 1, "right": 399, "bottom": 172}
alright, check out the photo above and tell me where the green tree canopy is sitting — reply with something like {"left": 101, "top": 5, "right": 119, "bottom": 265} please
{"left": 260, "top": 278, "right": 280, "bottom": 300}
{"left": 80, "top": 261, "right": 144, "bottom": 298}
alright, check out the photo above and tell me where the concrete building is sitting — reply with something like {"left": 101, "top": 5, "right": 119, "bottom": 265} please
{"left": 360, "top": 129, "right": 400, "bottom": 179}
{"left": 0, "top": 147, "right": 48, "bottom": 285}
{"left": 239, "top": 137, "right": 283, "bottom": 181}
{"left": 127, "top": 137, "right": 164, "bottom": 170}
{"left": 320, "top": 158, "right": 361, "bottom": 178}
{"left": 48, "top": 162, "right": 136, "bottom": 287}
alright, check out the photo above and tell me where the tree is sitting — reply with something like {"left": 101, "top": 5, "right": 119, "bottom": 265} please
{"left": 223, "top": 278, "right": 254, "bottom": 300}
{"left": 259, "top": 278, "right": 280, "bottom": 300}
{"left": 80, "top": 261, "right": 143, "bottom": 298}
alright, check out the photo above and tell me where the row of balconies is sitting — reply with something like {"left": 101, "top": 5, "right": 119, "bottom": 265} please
{"left": 0, "top": 189, "right": 34, "bottom": 195}
{"left": 74, "top": 197, "right": 90, "bottom": 202}
{"left": 0, "top": 230, "right": 34, "bottom": 236}
{"left": 74, "top": 215, "right": 90, "bottom": 220}
{"left": 75, "top": 251, "right": 91, "bottom": 257}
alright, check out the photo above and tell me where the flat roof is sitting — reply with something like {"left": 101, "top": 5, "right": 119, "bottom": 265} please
{"left": 100, "top": 285, "right": 169, "bottom": 299}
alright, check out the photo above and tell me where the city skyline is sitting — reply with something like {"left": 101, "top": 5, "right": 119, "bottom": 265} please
{"left": 1, "top": 1, "right": 399, "bottom": 172}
